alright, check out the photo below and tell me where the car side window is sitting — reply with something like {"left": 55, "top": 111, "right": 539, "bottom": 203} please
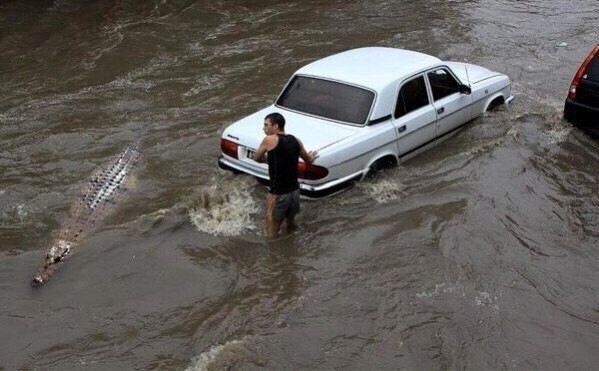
{"left": 394, "top": 75, "right": 429, "bottom": 119}
{"left": 427, "top": 68, "right": 460, "bottom": 101}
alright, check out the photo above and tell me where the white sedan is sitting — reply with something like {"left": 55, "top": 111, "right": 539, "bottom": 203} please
{"left": 218, "top": 47, "right": 513, "bottom": 198}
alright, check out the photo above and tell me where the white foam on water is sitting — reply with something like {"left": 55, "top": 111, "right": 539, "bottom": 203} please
{"left": 183, "top": 75, "right": 224, "bottom": 97}
{"left": 544, "top": 127, "right": 571, "bottom": 144}
{"left": 15, "top": 204, "right": 27, "bottom": 222}
{"left": 544, "top": 126, "right": 571, "bottom": 145}
{"left": 362, "top": 179, "right": 406, "bottom": 204}
{"left": 186, "top": 337, "right": 250, "bottom": 371}
{"left": 475, "top": 291, "right": 500, "bottom": 310}
{"left": 416, "top": 282, "right": 466, "bottom": 299}
{"left": 188, "top": 181, "right": 259, "bottom": 236}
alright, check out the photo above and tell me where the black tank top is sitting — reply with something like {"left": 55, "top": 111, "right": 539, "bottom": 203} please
{"left": 267, "top": 134, "right": 300, "bottom": 194}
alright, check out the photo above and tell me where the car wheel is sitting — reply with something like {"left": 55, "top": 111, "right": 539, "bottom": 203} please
{"left": 366, "top": 157, "right": 396, "bottom": 179}
{"left": 486, "top": 97, "right": 505, "bottom": 112}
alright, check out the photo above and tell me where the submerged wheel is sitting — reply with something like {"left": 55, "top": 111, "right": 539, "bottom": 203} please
{"left": 486, "top": 97, "right": 505, "bottom": 112}
{"left": 366, "top": 156, "right": 397, "bottom": 179}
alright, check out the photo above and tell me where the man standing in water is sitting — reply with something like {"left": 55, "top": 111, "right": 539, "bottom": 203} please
{"left": 254, "top": 112, "right": 317, "bottom": 238}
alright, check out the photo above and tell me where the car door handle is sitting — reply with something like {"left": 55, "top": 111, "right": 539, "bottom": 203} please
{"left": 437, "top": 107, "right": 445, "bottom": 114}
{"left": 397, "top": 125, "right": 406, "bottom": 133}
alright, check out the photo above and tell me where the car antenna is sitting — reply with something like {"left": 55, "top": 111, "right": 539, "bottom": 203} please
{"left": 464, "top": 64, "right": 471, "bottom": 87}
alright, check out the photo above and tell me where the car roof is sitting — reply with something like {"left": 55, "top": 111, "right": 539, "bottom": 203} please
{"left": 295, "top": 47, "right": 442, "bottom": 92}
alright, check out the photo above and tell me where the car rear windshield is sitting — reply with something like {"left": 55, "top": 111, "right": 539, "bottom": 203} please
{"left": 586, "top": 56, "right": 599, "bottom": 82}
{"left": 276, "top": 76, "right": 375, "bottom": 125}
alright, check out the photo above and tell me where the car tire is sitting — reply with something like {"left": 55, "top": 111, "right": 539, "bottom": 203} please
{"left": 486, "top": 97, "right": 505, "bottom": 112}
{"left": 366, "top": 157, "right": 396, "bottom": 179}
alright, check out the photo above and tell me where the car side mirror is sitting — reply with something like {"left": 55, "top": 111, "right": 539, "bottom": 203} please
{"left": 459, "top": 84, "right": 472, "bottom": 95}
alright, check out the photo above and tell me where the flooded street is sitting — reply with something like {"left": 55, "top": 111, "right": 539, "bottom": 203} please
{"left": 1, "top": 0, "right": 599, "bottom": 369}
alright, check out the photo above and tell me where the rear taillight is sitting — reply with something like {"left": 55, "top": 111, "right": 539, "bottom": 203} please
{"left": 220, "top": 138, "right": 238, "bottom": 159}
{"left": 568, "top": 44, "right": 599, "bottom": 100}
{"left": 298, "top": 161, "right": 328, "bottom": 180}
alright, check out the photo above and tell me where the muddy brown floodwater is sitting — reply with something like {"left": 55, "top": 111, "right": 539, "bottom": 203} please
{"left": 1, "top": 0, "right": 598, "bottom": 369}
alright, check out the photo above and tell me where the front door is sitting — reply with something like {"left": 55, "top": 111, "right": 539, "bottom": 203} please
{"left": 426, "top": 68, "right": 472, "bottom": 138}
{"left": 392, "top": 74, "right": 437, "bottom": 158}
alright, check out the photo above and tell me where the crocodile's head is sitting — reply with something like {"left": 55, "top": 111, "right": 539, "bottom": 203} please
{"left": 31, "top": 268, "right": 50, "bottom": 287}
{"left": 31, "top": 275, "right": 45, "bottom": 287}
{"left": 31, "top": 239, "right": 73, "bottom": 287}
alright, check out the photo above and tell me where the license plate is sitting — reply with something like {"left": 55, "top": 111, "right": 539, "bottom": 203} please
{"left": 246, "top": 149, "right": 256, "bottom": 159}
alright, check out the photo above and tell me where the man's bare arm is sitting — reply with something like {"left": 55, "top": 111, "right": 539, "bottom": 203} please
{"left": 298, "top": 139, "right": 318, "bottom": 163}
{"left": 254, "top": 135, "right": 276, "bottom": 163}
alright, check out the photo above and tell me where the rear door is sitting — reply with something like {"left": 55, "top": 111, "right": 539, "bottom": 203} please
{"left": 577, "top": 55, "right": 599, "bottom": 109}
{"left": 426, "top": 68, "right": 472, "bottom": 138}
{"left": 391, "top": 74, "right": 437, "bottom": 157}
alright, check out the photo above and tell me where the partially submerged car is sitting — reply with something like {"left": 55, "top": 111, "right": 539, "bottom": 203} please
{"left": 219, "top": 47, "right": 513, "bottom": 198}
{"left": 564, "top": 44, "right": 599, "bottom": 137}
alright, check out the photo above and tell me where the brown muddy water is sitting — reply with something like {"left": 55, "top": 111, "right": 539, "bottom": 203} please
{"left": 1, "top": 0, "right": 599, "bottom": 369}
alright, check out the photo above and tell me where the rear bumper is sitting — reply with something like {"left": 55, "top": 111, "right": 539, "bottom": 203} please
{"left": 218, "top": 156, "right": 362, "bottom": 198}
{"left": 564, "top": 99, "right": 599, "bottom": 137}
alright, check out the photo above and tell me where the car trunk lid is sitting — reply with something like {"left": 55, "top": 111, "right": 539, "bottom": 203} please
{"left": 223, "top": 106, "right": 361, "bottom": 153}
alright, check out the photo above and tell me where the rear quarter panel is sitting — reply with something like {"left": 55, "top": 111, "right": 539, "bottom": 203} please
{"left": 314, "top": 122, "right": 398, "bottom": 184}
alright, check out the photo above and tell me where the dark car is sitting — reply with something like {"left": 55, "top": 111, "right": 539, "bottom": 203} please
{"left": 564, "top": 44, "right": 599, "bottom": 137}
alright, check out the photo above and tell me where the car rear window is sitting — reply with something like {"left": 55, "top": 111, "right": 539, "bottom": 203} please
{"left": 276, "top": 76, "right": 375, "bottom": 125}
{"left": 586, "top": 56, "right": 599, "bottom": 82}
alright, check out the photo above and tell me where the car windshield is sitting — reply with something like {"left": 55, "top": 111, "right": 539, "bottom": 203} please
{"left": 276, "top": 76, "right": 375, "bottom": 125}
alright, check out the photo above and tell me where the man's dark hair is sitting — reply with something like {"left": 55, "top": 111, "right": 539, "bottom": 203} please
{"left": 265, "top": 112, "right": 285, "bottom": 130}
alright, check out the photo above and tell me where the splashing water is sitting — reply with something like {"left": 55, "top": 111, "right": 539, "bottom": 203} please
{"left": 544, "top": 126, "right": 571, "bottom": 145}
{"left": 186, "top": 337, "right": 253, "bottom": 371}
{"left": 361, "top": 179, "right": 406, "bottom": 204}
{"left": 188, "top": 181, "right": 259, "bottom": 236}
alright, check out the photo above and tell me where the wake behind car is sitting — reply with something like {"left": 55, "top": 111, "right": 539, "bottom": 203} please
{"left": 564, "top": 44, "right": 599, "bottom": 137}
{"left": 218, "top": 47, "right": 513, "bottom": 198}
